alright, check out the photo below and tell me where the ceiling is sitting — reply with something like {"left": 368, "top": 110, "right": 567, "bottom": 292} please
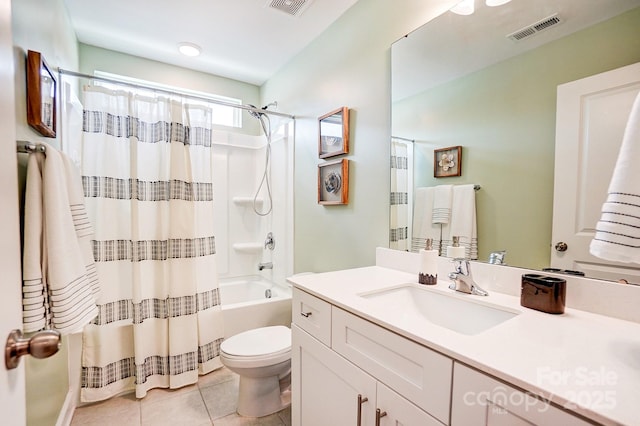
{"left": 392, "top": 0, "right": 640, "bottom": 101}
{"left": 63, "top": 0, "right": 359, "bottom": 86}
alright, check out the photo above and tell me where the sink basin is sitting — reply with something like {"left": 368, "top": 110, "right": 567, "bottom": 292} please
{"left": 360, "top": 285, "right": 519, "bottom": 335}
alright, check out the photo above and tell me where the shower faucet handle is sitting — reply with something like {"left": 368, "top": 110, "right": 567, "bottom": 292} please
{"left": 265, "top": 232, "right": 275, "bottom": 250}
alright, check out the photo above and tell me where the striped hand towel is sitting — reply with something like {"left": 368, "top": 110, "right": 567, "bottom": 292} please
{"left": 590, "top": 92, "right": 640, "bottom": 264}
{"left": 412, "top": 187, "right": 442, "bottom": 253}
{"left": 22, "top": 143, "right": 100, "bottom": 334}
{"left": 442, "top": 184, "right": 478, "bottom": 260}
{"left": 432, "top": 185, "right": 452, "bottom": 224}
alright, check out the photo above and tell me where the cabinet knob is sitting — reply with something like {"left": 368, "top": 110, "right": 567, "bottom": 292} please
{"left": 300, "top": 311, "right": 312, "bottom": 318}
{"left": 375, "top": 408, "right": 387, "bottom": 426}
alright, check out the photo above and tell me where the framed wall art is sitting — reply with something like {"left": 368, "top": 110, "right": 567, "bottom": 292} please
{"left": 318, "top": 107, "right": 349, "bottom": 158}
{"left": 434, "top": 145, "right": 462, "bottom": 178}
{"left": 318, "top": 158, "right": 349, "bottom": 205}
{"left": 26, "top": 50, "right": 57, "bottom": 138}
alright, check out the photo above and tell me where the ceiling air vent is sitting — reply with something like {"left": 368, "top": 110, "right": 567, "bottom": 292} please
{"left": 266, "top": 0, "right": 314, "bottom": 17}
{"left": 507, "top": 13, "right": 562, "bottom": 42}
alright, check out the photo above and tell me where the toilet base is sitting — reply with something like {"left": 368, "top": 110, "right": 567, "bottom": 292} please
{"left": 237, "top": 374, "right": 291, "bottom": 417}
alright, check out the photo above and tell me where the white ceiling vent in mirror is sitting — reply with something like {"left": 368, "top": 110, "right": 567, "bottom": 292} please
{"left": 507, "top": 14, "right": 563, "bottom": 41}
{"left": 266, "top": 0, "right": 315, "bottom": 17}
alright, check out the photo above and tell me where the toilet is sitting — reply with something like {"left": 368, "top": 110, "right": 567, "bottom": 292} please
{"left": 220, "top": 325, "right": 292, "bottom": 417}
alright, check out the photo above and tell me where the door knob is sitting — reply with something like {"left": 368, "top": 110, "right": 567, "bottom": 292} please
{"left": 5, "top": 329, "right": 61, "bottom": 369}
{"left": 555, "top": 242, "right": 568, "bottom": 252}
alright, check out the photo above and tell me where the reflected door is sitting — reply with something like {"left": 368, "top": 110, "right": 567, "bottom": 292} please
{"left": 551, "top": 62, "right": 640, "bottom": 283}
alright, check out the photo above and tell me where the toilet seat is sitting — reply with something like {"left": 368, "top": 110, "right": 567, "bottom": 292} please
{"left": 220, "top": 326, "right": 291, "bottom": 368}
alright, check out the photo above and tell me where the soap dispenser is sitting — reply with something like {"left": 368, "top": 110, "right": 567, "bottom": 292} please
{"left": 446, "top": 236, "right": 466, "bottom": 259}
{"left": 418, "top": 239, "right": 438, "bottom": 285}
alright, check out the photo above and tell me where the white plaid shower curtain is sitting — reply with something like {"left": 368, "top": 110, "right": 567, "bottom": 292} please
{"left": 79, "top": 86, "right": 225, "bottom": 401}
{"left": 390, "top": 140, "right": 410, "bottom": 251}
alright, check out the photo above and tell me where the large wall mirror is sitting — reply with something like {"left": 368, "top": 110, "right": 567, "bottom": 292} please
{"left": 390, "top": 0, "right": 640, "bottom": 282}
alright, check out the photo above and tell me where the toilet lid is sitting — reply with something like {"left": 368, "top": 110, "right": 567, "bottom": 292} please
{"left": 221, "top": 325, "right": 291, "bottom": 357}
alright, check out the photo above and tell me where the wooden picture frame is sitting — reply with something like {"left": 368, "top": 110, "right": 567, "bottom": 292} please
{"left": 318, "top": 159, "right": 349, "bottom": 205}
{"left": 434, "top": 146, "right": 462, "bottom": 178}
{"left": 318, "top": 107, "right": 349, "bottom": 158}
{"left": 26, "top": 50, "right": 56, "bottom": 138}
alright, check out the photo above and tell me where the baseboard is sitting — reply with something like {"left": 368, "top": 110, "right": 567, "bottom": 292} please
{"left": 55, "top": 389, "right": 76, "bottom": 426}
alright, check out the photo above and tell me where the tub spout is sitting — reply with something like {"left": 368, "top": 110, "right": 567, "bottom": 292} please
{"left": 258, "top": 262, "right": 273, "bottom": 271}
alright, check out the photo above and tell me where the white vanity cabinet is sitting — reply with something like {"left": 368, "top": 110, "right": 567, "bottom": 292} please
{"left": 292, "top": 288, "right": 447, "bottom": 426}
{"left": 451, "top": 363, "right": 591, "bottom": 426}
{"left": 292, "top": 287, "right": 593, "bottom": 426}
{"left": 292, "top": 325, "right": 442, "bottom": 425}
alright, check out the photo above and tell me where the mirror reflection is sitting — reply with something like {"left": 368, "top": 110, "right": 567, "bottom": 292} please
{"left": 390, "top": 0, "right": 640, "bottom": 280}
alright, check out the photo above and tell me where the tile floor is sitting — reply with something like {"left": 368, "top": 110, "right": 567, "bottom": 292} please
{"left": 70, "top": 368, "right": 291, "bottom": 426}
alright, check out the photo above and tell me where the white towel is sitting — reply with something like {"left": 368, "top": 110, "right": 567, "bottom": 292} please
{"left": 432, "top": 185, "right": 453, "bottom": 224}
{"left": 22, "top": 142, "right": 100, "bottom": 334}
{"left": 590, "top": 92, "right": 640, "bottom": 264}
{"left": 442, "top": 184, "right": 478, "bottom": 260}
{"left": 412, "top": 187, "right": 442, "bottom": 253}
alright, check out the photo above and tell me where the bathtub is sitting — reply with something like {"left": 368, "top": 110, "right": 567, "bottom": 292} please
{"left": 219, "top": 275, "right": 292, "bottom": 338}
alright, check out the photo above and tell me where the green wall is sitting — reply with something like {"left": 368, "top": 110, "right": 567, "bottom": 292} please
{"left": 79, "top": 44, "right": 262, "bottom": 136}
{"left": 262, "top": 0, "right": 460, "bottom": 273}
{"left": 393, "top": 8, "right": 640, "bottom": 269}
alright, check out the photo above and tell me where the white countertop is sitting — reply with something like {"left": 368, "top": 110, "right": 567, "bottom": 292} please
{"left": 288, "top": 265, "right": 640, "bottom": 426}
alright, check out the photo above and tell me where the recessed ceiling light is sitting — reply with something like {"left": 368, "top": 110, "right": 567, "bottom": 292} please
{"left": 486, "top": 0, "right": 512, "bottom": 6}
{"left": 178, "top": 42, "right": 201, "bottom": 57}
{"left": 450, "top": 0, "right": 474, "bottom": 16}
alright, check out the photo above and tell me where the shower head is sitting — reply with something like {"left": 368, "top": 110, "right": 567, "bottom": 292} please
{"left": 246, "top": 104, "right": 263, "bottom": 119}
{"left": 246, "top": 101, "right": 278, "bottom": 119}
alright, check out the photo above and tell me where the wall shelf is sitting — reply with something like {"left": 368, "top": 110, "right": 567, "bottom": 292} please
{"left": 232, "top": 243, "right": 263, "bottom": 254}
{"left": 232, "top": 197, "right": 263, "bottom": 207}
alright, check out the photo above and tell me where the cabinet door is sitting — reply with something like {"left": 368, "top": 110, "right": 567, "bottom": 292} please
{"left": 332, "top": 308, "right": 452, "bottom": 424}
{"left": 451, "top": 363, "right": 590, "bottom": 426}
{"left": 377, "top": 382, "right": 444, "bottom": 426}
{"left": 292, "top": 325, "right": 376, "bottom": 426}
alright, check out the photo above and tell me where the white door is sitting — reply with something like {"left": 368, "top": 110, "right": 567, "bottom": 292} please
{"left": 0, "top": 0, "right": 27, "bottom": 424}
{"left": 551, "top": 62, "right": 640, "bottom": 283}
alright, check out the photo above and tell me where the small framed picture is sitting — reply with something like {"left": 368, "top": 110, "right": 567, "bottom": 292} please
{"left": 318, "top": 159, "right": 349, "bottom": 205}
{"left": 318, "top": 107, "right": 349, "bottom": 158}
{"left": 434, "top": 146, "right": 462, "bottom": 178}
{"left": 26, "top": 50, "right": 57, "bottom": 138}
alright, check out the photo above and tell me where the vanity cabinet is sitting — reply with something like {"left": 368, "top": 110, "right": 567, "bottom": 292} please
{"left": 292, "top": 288, "right": 591, "bottom": 426}
{"left": 451, "top": 363, "right": 591, "bottom": 426}
{"left": 292, "top": 324, "right": 443, "bottom": 426}
{"left": 292, "top": 325, "right": 376, "bottom": 426}
{"left": 292, "top": 289, "right": 446, "bottom": 425}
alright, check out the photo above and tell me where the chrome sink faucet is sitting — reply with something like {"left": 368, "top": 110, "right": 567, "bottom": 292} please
{"left": 448, "top": 259, "right": 489, "bottom": 296}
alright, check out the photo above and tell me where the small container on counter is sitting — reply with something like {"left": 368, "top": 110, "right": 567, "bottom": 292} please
{"left": 520, "top": 274, "right": 566, "bottom": 314}
{"left": 446, "top": 236, "right": 466, "bottom": 259}
{"left": 418, "top": 239, "right": 438, "bottom": 285}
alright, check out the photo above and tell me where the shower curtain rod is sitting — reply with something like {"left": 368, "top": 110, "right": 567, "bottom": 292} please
{"left": 58, "top": 68, "right": 295, "bottom": 120}
{"left": 392, "top": 136, "right": 415, "bottom": 143}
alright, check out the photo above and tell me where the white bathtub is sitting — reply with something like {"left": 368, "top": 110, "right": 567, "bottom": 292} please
{"left": 219, "top": 276, "right": 292, "bottom": 338}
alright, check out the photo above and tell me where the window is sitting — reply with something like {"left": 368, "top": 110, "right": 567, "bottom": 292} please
{"left": 93, "top": 71, "right": 242, "bottom": 128}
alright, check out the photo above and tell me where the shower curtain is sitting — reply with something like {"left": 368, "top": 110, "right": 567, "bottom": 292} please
{"left": 390, "top": 140, "right": 410, "bottom": 251}
{"left": 79, "top": 85, "right": 224, "bottom": 401}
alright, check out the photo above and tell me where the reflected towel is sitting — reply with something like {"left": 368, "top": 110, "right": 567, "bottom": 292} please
{"left": 590, "top": 92, "right": 640, "bottom": 264}
{"left": 432, "top": 185, "right": 452, "bottom": 224}
{"left": 442, "top": 184, "right": 478, "bottom": 260}
{"left": 412, "top": 187, "right": 442, "bottom": 253}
